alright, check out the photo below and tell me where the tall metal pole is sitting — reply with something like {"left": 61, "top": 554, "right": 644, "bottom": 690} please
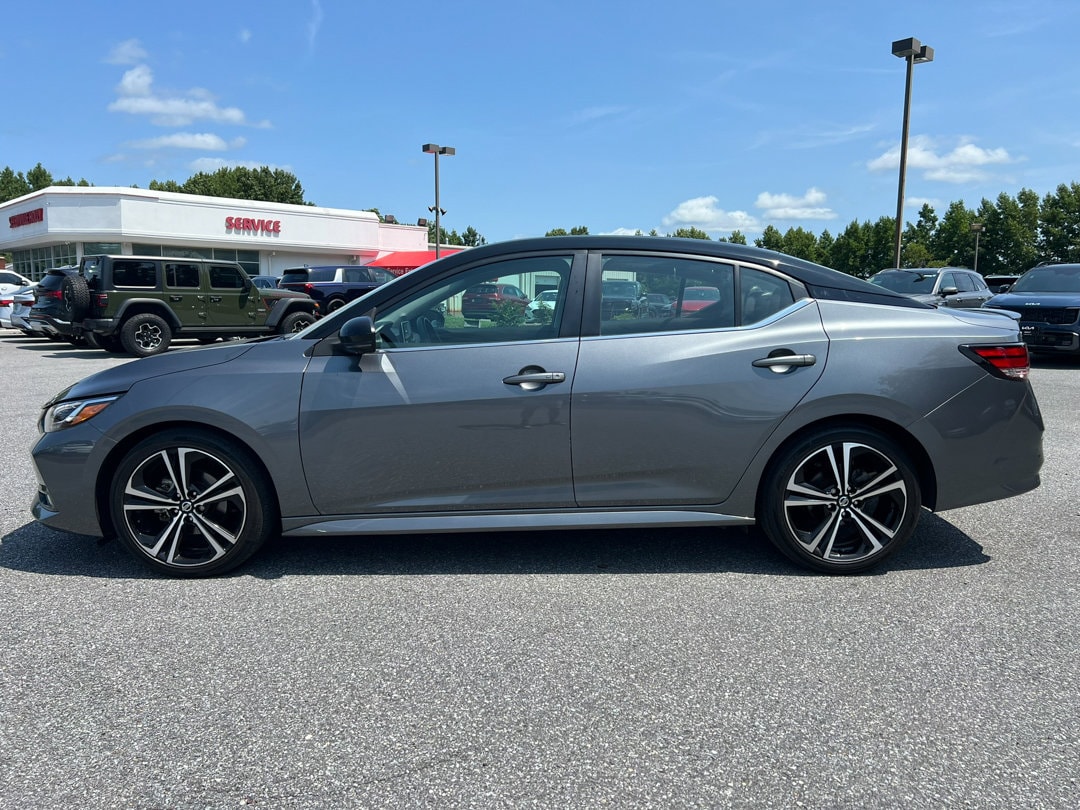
{"left": 422, "top": 143, "right": 455, "bottom": 259}
{"left": 893, "top": 53, "right": 915, "bottom": 269}
{"left": 891, "top": 38, "right": 933, "bottom": 269}
{"left": 433, "top": 149, "right": 442, "bottom": 259}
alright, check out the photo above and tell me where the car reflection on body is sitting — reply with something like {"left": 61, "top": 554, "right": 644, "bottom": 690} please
{"left": 31, "top": 236, "right": 1043, "bottom": 578}
{"left": 867, "top": 267, "right": 993, "bottom": 308}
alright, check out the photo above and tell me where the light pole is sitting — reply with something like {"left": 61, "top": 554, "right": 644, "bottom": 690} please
{"left": 421, "top": 143, "right": 455, "bottom": 258}
{"left": 891, "top": 37, "right": 934, "bottom": 269}
{"left": 970, "top": 221, "right": 984, "bottom": 275}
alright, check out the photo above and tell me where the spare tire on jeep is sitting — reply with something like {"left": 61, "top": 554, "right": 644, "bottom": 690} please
{"left": 61, "top": 275, "right": 91, "bottom": 321}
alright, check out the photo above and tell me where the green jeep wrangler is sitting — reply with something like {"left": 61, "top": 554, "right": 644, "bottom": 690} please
{"left": 64, "top": 255, "right": 317, "bottom": 357}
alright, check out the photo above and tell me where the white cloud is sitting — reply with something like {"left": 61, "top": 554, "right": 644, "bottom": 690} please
{"left": 106, "top": 39, "right": 148, "bottom": 65}
{"left": 239, "top": 29, "right": 252, "bottom": 44}
{"left": 755, "top": 187, "right": 836, "bottom": 220}
{"left": 128, "top": 133, "right": 248, "bottom": 151}
{"left": 308, "top": 0, "right": 324, "bottom": 51}
{"left": 662, "top": 196, "right": 759, "bottom": 232}
{"left": 109, "top": 65, "right": 257, "bottom": 127}
{"left": 867, "top": 136, "right": 1013, "bottom": 183}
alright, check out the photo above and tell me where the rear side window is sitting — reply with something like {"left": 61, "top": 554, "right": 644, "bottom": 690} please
{"left": 741, "top": 267, "right": 795, "bottom": 324}
{"left": 165, "top": 263, "right": 200, "bottom": 288}
{"left": 112, "top": 260, "right": 158, "bottom": 287}
{"left": 38, "top": 273, "right": 68, "bottom": 291}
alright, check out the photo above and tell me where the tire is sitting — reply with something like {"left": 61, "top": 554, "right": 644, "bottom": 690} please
{"left": 279, "top": 310, "right": 316, "bottom": 334}
{"left": 757, "top": 426, "right": 922, "bottom": 574}
{"left": 109, "top": 428, "right": 276, "bottom": 577}
{"left": 60, "top": 275, "right": 91, "bottom": 321}
{"left": 120, "top": 312, "right": 172, "bottom": 357}
{"left": 325, "top": 298, "right": 346, "bottom": 314}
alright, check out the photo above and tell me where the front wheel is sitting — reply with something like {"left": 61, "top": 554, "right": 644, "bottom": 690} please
{"left": 757, "top": 426, "right": 922, "bottom": 574}
{"left": 109, "top": 429, "right": 277, "bottom": 576}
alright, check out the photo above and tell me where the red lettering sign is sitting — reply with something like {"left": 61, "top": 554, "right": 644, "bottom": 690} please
{"left": 225, "top": 216, "right": 282, "bottom": 235}
{"left": 9, "top": 208, "right": 44, "bottom": 228}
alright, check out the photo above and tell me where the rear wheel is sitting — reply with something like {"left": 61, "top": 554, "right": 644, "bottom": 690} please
{"left": 121, "top": 313, "right": 172, "bottom": 357}
{"left": 325, "top": 298, "right": 346, "bottom": 314}
{"left": 279, "top": 310, "right": 316, "bottom": 333}
{"left": 109, "top": 429, "right": 276, "bottom": 576}
{"left": 758, "top": 426, "right": 922, "bottom": 574}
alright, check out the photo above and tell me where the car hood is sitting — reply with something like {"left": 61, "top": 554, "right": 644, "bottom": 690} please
{"left": 46, "top": 340, "right": 262, "bottom": 405}
{"left": 986, "top": 291, "right": 1080, "bottom": 307}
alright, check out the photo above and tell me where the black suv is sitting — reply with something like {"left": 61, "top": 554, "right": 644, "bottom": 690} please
{"left": 65, "top": 255, "right": 317, "bottom": 356}
{"left": 27, "top": 266, "right": 82, "bottom": 342}
{"left": 984, "top": 263, "right": 1080, "bottom": 355}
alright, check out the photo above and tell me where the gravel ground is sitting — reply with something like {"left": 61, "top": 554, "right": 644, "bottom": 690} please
{"left": 0, "top": 333, "right": 1076, "bottom": 809}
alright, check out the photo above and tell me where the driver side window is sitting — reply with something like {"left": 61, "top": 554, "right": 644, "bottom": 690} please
{"left": 373, "top": 255, "right": 573, "bottom": 348}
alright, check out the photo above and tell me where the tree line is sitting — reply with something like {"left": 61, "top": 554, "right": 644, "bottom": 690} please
{"left": 5, "top": 162, "right": 1080, "bottom": 277}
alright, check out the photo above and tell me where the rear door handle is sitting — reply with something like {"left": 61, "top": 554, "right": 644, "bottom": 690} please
{"left": 752, "top": 351, "right": 816, "bottom": 373}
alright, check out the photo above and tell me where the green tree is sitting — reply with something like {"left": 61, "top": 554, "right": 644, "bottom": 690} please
{"left": 166, "top": 166, "right": 310, "bottom": 205}
{"left": 930, "top": 201, "right": 976, "bottom": 267}
{"left": 670, "top": 227, "right": 711, "bottom": 240}
{"left": 727, "top": 230, "right": 747, "bottom": 245}
{"left": 460, "top": 226, "right": 486, "bottom": 247}
{"left": 0, "top": 167, "right": 32, "bottom": 202}
{"left": 816, "top": 229, "right": 834, "bottom": 264}
{"left": 26, "top": 163, "right": 53, "bottom": 191}
{"left": 780, "top": 227, "right": 819, "bottom": 262}
{"left": 755, "top": 225, "right": 784, "bottom": 252}
{"left": 1037, "top": 181, "right": 1080, "bottom": 264}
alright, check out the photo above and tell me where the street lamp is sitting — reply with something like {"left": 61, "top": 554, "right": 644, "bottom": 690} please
{"left": 421, "top": 143, "right": 455, "bottom": 258}
{"left": 891, "top": 37, "right": 934, "bottom": 269}
{"left": 970, "top": 221, "right": 985, "bottom": 275}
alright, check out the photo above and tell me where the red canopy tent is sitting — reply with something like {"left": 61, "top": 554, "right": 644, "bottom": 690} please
{"left": 365, "top": 249, "right": 462, "bottom": 274}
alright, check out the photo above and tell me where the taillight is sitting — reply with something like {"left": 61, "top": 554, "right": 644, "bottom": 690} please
{"left": 47, "top": 290, "right": 63, "bottom": 300}
{"left": 960, "top": 344, "right": 1030, "bottom": 380}
{"left": 0, "top": 299, "right": 11, "bottom": 307}
{"left": 93, "top": 293, "right": 109, "bottom": 310}
{"left": 304, "top": 283, "right": 315, "bottom": 294}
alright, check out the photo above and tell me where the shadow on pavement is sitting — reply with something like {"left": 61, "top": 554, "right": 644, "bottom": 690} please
{"left": 0, "top": 511, "right": 989, "bottom": 581}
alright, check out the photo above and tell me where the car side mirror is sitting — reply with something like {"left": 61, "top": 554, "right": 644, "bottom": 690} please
{"left": 997, "top": 284, "right": 1012, "bottom": 293}
{"left": 940, "top": 286, "right": 958, "bottom": 296}
{"left": 339, "top": 316, "right": 377, "bottom": 356}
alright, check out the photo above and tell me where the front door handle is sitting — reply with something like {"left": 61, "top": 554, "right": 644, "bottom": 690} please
{"left": 503, "top": 371, "right": 566, "bottom": 391}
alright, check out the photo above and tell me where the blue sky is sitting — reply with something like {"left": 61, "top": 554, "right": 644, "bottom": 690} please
{"left": 3, "top": 1, "right": 1077, "bottom": 244}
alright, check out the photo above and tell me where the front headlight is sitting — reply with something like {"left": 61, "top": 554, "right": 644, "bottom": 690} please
{"left": 41, "top": 395, "right": 120, "bottom": 433}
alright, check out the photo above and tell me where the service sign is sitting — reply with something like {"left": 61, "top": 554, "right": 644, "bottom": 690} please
{"left": 225, "top": 216, "right": 282, "bottom": 234}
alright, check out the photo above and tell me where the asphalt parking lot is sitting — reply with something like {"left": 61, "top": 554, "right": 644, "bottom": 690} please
{"left": 0, "top": 332, "right": 1077, "bottom": 809}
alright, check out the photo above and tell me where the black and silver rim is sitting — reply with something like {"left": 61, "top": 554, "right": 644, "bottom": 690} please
{"left": 782, "top": 441, "right": 908, "bottom": 563}
{"left": 121, "top": 447, "right": 247, "bottom": 567}
{"left": 133, "top": 322, "right": 163, "bottom": 351}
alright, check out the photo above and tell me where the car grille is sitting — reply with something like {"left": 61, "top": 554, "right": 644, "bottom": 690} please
{"left": 1004, "top": 306, "right": 1080, "bottom": 325}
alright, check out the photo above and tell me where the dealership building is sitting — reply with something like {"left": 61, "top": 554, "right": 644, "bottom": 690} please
{"left": 0, "top": 186, "right": 430, "bottom": 280}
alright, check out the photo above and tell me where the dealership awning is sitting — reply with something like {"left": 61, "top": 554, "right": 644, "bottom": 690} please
{"left": 365, "top": 249, "right": 461, "bottom": 271}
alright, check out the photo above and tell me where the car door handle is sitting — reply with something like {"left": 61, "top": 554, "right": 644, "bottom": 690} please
{"left": 503, "top": 371, "right": 566, "bottom": 389}
{"left": 752, "top": 352, "right": 816, "bottom": 371}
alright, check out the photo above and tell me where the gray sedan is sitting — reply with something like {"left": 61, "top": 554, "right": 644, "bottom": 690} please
{"left": 30, "top": 237, "right": 1043, "bottom": 577}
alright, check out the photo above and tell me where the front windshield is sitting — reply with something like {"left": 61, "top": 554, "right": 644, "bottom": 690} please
{"left": 869, "top": 271, "right": 938, "bottom": 294}
{"left": 1009, "top": 267, "right": 1080, "bottom": 293}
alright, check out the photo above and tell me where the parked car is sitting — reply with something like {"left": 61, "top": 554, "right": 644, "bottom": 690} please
{"left": 2, "top": 286, "right": 37, "bottom": 333}
{"left": 525, "top": 289, "right": 560, "bottom": 322}
{"left": 983, "top": 263, "right": 1080, "bottom": 355}
{"left": 279, "top": 265, "right": 397, "bottom": 315}
{"left": 26, "top": 266, "right": 81, "bottom": 342}
{"left": 867, "top": 267, "right": 993, "bottom": 308}
{"left": 30, "top": 236, "right": 1043, "bottom": 578}
{"left": 461, "top": 282, "right": 530, "bottom": 321}
{"left": 66, "top": 255, "right": 317, "bottom": 356}
{"left": 642, "top": 292, "right": 674, "bottom": 317}
{"left": 600, "top": 279, "right": 644, "bottom": 319}
{"left": 0, "top": 270, "right": 32, "bottom": 297}
{"left": 680, "top": 285, "right": 722, "bottom": 313}
{"left": 984, "top": 274, "right": 1020, "bottom": 294}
